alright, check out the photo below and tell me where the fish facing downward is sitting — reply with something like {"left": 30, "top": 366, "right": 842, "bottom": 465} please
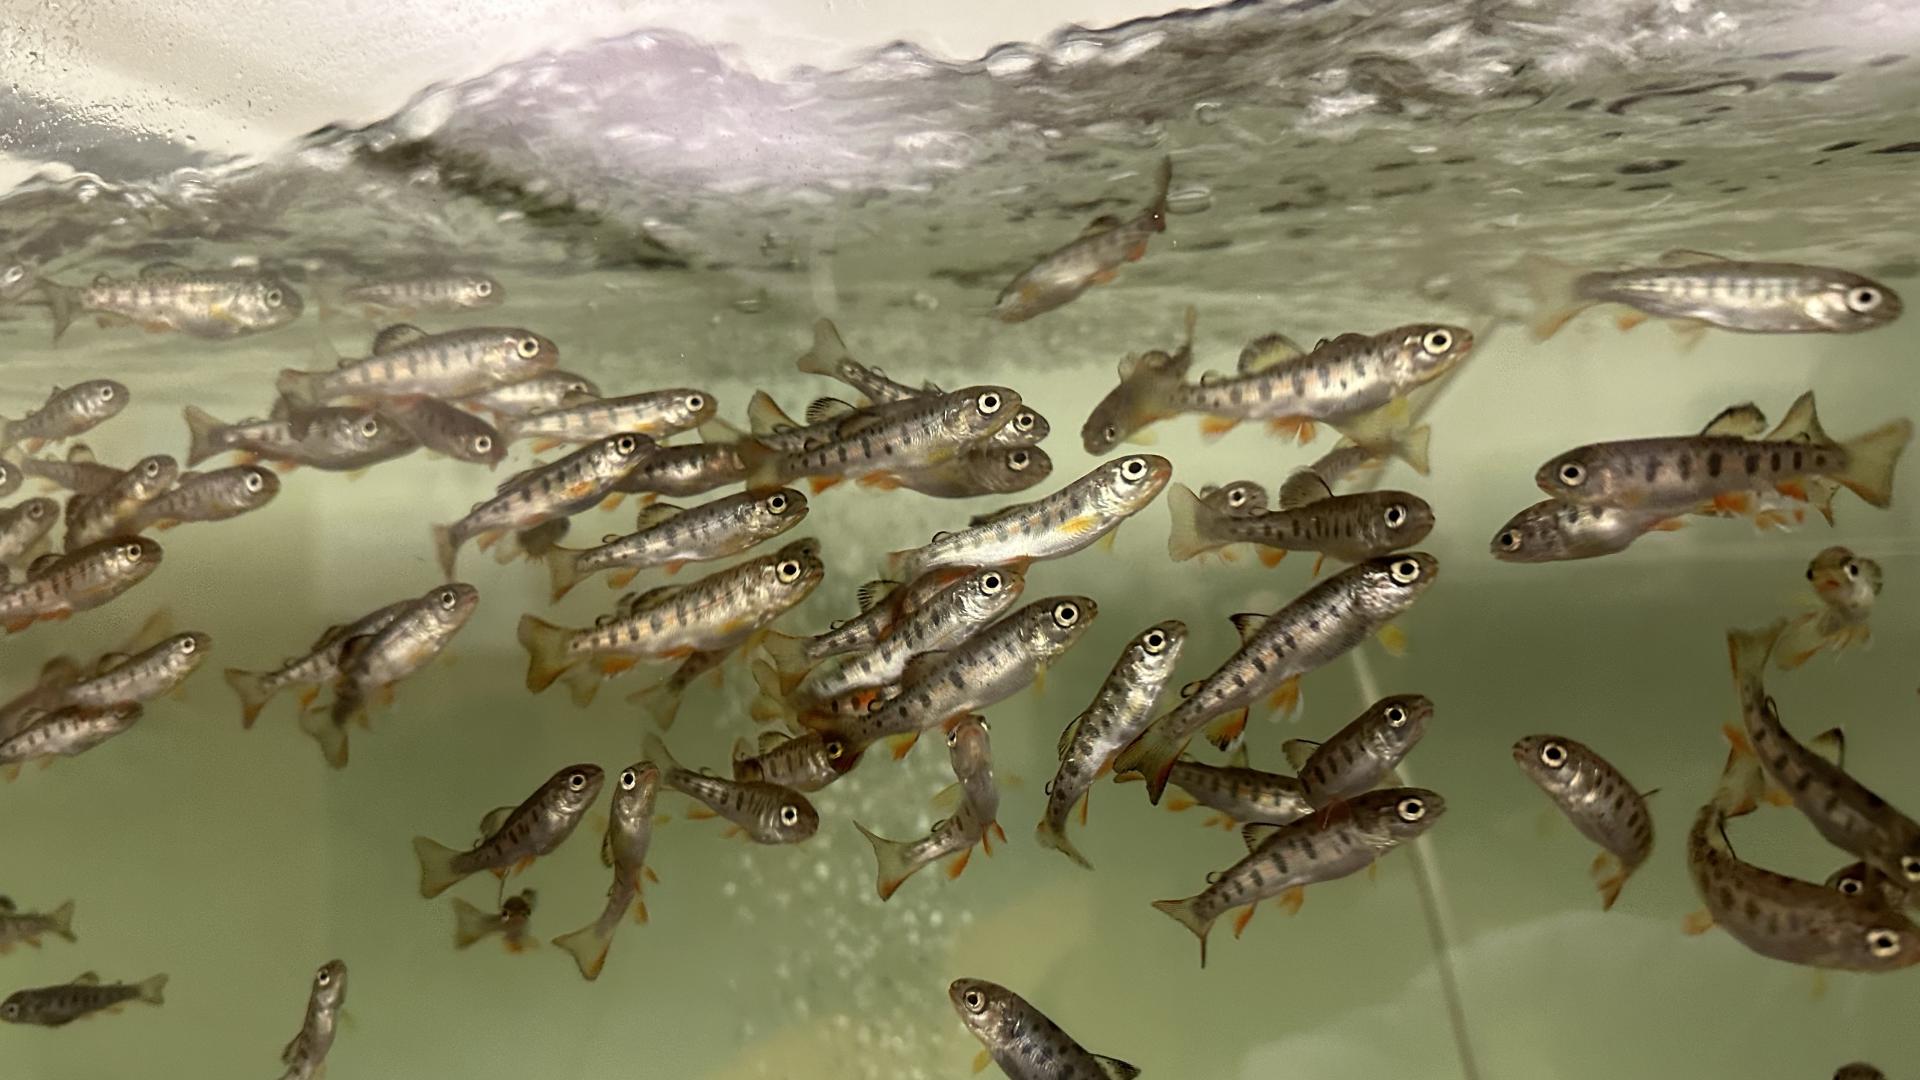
{"left": 1523, "top": 252, "right": 1902, "bottom": 340}
{"left": 277, "top": 961, "right": 346, "bottom": 1080}
{"left": 1153, "top": 788, "right": 1445, "bottom": 966}
{"left": 949, "top": 978, "right": 1140, "bottom": 1080}
{"left": 0, "top": 971, "right": 168, "bottom": 1026}
{"left": 553, "top": 762, "right": 661, "bottom": 980}
{"left": 452, "top": 890, "right": 538, "bottom": 953}
{"left": 645, "top": 734, "right": 817, "bottom": 845}
{"left": 1512, "top": 734, "right": 1655, "bottom": 910}
{"left": 853, "top": 716, "right": 1002, "bottom": 900}
{"left": 411, "top": 764, "right": 605, "bottom": 898}
{"left": 1037, "top": 620, "right": 1187, "bottom": 869}
{"left": 0, "top": 380, "right": 128, "bottom": 452}
{"left": 992, "top": 155, "right": 1172, "bottom": 324}
{"left": 1083, "top": 307, "right": 1197, "bottom": 454}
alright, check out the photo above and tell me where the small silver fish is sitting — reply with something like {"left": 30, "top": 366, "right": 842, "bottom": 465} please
{"left": 645, "top": 734, "right": 817, "bottom": 845}
{"left": 37, "top": 262, "right": 300, "bottom": 341}
{"left": 278, "top": 324, "right": 559, "bottom": 406}
{"left": 610, "top": 440, "right": 746, "bottom": 498}
{"left": 0, "top": 971, "right": 167, "bottom": 1026}
{"left": 10, "top": 444, "right": 123, "bottom": 496}
{"left": 731, "top": 730, "right": 861, "bottom": 793}
{"left": 223, "top": 599, "right": 415, "bottom": 727}
{"left": 1777, "top": 545, "right": 1882, "bottom": 668}
{"left": 1038, "top": 620, "right": 1186, "bottom": 869}
{"left": 551, "top": 761, "right": 657, "bottom": 972}
{"left": 460, "top": 371, "right": 600, "bottom": 417}
{"left": 1513, "top": 734, "right": 1655, "bottom": 910}
{"left": 1525, "top": 252, "right": 1902, "bottom": 339}
{"left": 432, "top": 433, "right": 654, "bottom": 577}
{"left": 342, "top": 273, "right": 501, "bottom": 314}
{"left": 1491, "top": 499, "right": 1679, "bottom": 563}
{"left": 853, "top": 716, "right": 1001, "bottom": 900}
{"left": 1154, "top": 788, "right": 1445, "bottom": 965}
{"left": 320, "top": 584, "right": 479, "bottom": 758}
{"left": 380, "top": 397, "right": 506, "bottom": 468}
{"left": 1165, "top": 479, "right": 1433, "bottom": 571}
{"left": 0, "top": 899, "right": 75, "bottom": 953}
{"left": 0, "top": 381, "right": 128, "bottom": 451}
{"left": 53, "top": 632, "right": 209, "bottom": 710}
{"left": 64, "top": 454, "right": 178, "bottom": 549}
{"left": 949, "top": 978, "right": 1139, "bottom": 1080}
{"left": 0, "top": 497, "right": 59, "bottom": 567}
{"left": 0, "top": 702, "right": 143, "bottom": 778}
{"left": 130, "top": 466, "right": 279, "bottom": 531}
{"left": 500, "top": 390, "right": 715, "bottom": 449}
{"left": 896, "top": 445, "right": 1053, "bottom": 499}
{"left": 744, "top": 386, "right": 1020, "bottom": 493}
{"left": 993, "top": 157, "right": 1171, "bottom": 323}
{"left": 412, "top": 764, "right": 605, "bottom": 897}
{"left": 1285, "top": 694, "right": 1433, "bottom": 808}
{"left": 1118, "top": 748, "right": 1314, "bottom": 830}
{"left": 277, "top": 961, "right": 346, "bottom": 1080}
{"left": 0, "top": 537, "right": 161, "bottom": 634}
{"left": 452, "top": 890, "right": 537, "bottom": 953}
{"left": 544, "top": 488, "right": 807, "bottom": 601}
{"left": 754, "top": 573, "right": 954, "bottom": 674}
{"left": 886, "top": 455, "right": 1172, "bottom": 580}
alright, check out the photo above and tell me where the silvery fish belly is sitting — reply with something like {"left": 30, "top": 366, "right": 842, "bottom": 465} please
{"left": 0, "top": 380, "right": 127, "bottom": 451}
{"left": 949, "top": 979, "right": 1139, "bottom": 1080}
{"left": 1512, "top": 733, "right": 1655, "bottom": 910}
{"left": 277, "top": 325, "right": 559, "bottom": 405}
{"left": 500, "top": 390, "right": 715, "bottom": 446}
{"left": 42, "top": 264, "right": 300, "bottom": 341}
{"left": 342, "top": 273, "right": 501, "bottom": 312}
{"left": 1527, "top": 254, "right": 1903, "bottom": 338}
{"left": 0, "top": 537, "right": 161, "bottom": 632}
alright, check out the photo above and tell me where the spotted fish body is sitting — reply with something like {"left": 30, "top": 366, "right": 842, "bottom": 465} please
{"left": 794, "top": 318, "right": 931, "bottom": 404}
{"left": 432, "top": 433, "right": 654, "bottom": 577}
{"left": 223, "top": 599, "right": 414, "bottom": 728}
{"left": 0, "top": 380, "right": 127, "bottom": 451}
{"left": 852, "top": 717, "right": 1000, "bottom": 900}
{"left": 517, "top": 540, "right": 824, "bottom": 703}
{"left": 1491, "top": 499, "right": 1675, "bottom": 563}
{"left": 1513, "top": 734, "right": 1654, "bottom": 910}
{"left": 0, "top": 537, "right": 161, "bottom": 633}
{"left": 278, "top": 961, "right": 346, "bottom": 1080}
{"left": 1133, "top": 753, "right": 1313, "bottom": 827}
{"left": 1082, "top": 308, "right": 1196, "bottom": 454}
{"left": 0, "top": 498, "right": 59, "bottom": 566}
{"left": 949, "top": 978, "right": 1139, "bottom": 1080}
{"left": 14, "top": 447, "right": 122, "bottom": 496}
{"left": 1825, "top": 861, "right": 1911, "bottom": 913}
{"left": 461, "top": 371, "right": 600, "bottom": 417}
{"left": 787, "top": 567, "right": 1024, "bottom": 707}
{"left": 1528, "top": 256, "right": 1903, "bottom": 339}
{"left": 38, "top": 264, "right": 300, "bottom": 341}
{"left": 501, "top": 390, "right": 715, "bottom": 446}
{"left": 182, "top": 405, "right": 416, "bottom": 471}
{"left": 277, "top": 325, "right": 558, "bottom": 406}
{"left": 1116, "top": 553, "right": 1439, "bottom": 802}
{"left": 611, "top": 441, "right": 746, "bottom": 498}
{"left": 645, "top": 734, "right": 817, "bottom": 844}
{"left": 130, "top": 466, "right": 279, "bottom": 531}
{"left": 1176, "top": 325, "right": 1470, "bottom": 439}
{"left": 543, "top": 488, "right": 807, "bottom": 601}
{"left": 411, "top": 764, "right": 605, "bottom": 897}
{"left": 821, "top": 596, "right": 1096, "bottom": 754}
{"left": 886, "top": 455, "right": 1172, "bottom": 580}
{"left": 327, "top": 584, "right": 479, "bottom": 736}
{"left": 731, "top": 730, "right": 860, "bottom": 792}
{"left": 1729, "top": 623, "right": 1920, "bottom": 895}
{"left": 0, "top": 972, "right": 167, "bottom": 1026}
{"left": 0, "top": 900, "right": 76, "bottom": 952}
{"left": 55, "top": 632, "right": 208, "bottom": 710}
{"left": 1152, "top": 788, "right": 1445, "bottom": 965}
{"left": 343, "top": 273, "right": 501, "bottom": 312}
{"left": 1165, "top": 481, "right": 1433, "bottom": 566}
{"left": 380, "top": 396, "right": 506, "bottom": 467}
{"left": 766, "top": 572, "right": 956, "bottom": 670}
{"left": 1290, "top": 694, "right": 1432, "bottom": 807}
{"left": 1038, "top": 620, "right": 1186, "bottom": 869}
{"left": 64, "top": 455, "right": 178, "bottom": 549}
{"left": 0, "top": 703, "right": 143, "bottom": 773}
{"left": 553, "top": 763, "right": 660, "bottom": 980}
{"left": 992, "top": 155, "right": 1172, "bottom": 324}
{"left": 897, "top": 445, "right": 1053, "bottom": 499}
{"left": 746, "top": 385, "right": 1020, "bottom": 490}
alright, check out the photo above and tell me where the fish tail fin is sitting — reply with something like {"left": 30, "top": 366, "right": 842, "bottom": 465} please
{"left": 181, "top": 406, "right": 227, "bottom": 467}
{"left": 36, "top": 281, "right": 78, "bottom": 343}
{"left": 223, "top": 667, "right": 277, "bottom": 729}
{"left": 1033, "top": 817, "right": 1094, "bottom": 870}
{"left": 551, "top": 920, "right": 615, "bottom": 981}
{"left": 1392, "top": 424, "right": 1432, "bottom": 476}
{"left": 797, "top": 318, "right": 851, "bottom": 377}
{"left": 626, "top": 677, "right": 684, "bottom": 731}
{"left": 411, "top": 836, "right": 466, "bottom": 898}
{"left": 641, "top": 733, "right": 681, "bottom": 775}
{"left": 274, "top": 368, "right": 324, "bottom": 408}
{"left": 296, "top": 708, "right": 350, "bottom": 769}
{"left": 756, "top": 631, "right": 814, "bottom": 685}
{"left": 1519, "top": 254, "right": 1594, "bottom": 341}
{"left": 853, "top": 820, "right": 918, "bottom": 901}
{"left": 134, "top": 973, "right": 168, "bottom": 1006}
{"left": 732, "top": 437, "right": 785, "bottom": 490}
{"left": 1163, "top": 482, "right": 1222, "bottom": 562}
{"left": 544, "top": 546, "right": 588, "bottom": 602}
{"left": 1149, "top": 895, "right": 1215, "bottom": 967}
{"left": 450, "top": 898, "right": 494, "bottom": 949}
{"left": 516, "top": 615, "right": 581, "bottom": 693}
{"left": 48, "top": 899, "right": 76, "bottom": 942}
{"left": 431, "top": 523, "right": 463, "bottom": 580}
{"left": 1833, "top": 418, "right": 1912, "bottom": 509}
{"left": 1726, "top": 620, "right": 1788, "bottom": 686}
{"left": 1111, "top": 723, "right": 1181, "bottom": 804}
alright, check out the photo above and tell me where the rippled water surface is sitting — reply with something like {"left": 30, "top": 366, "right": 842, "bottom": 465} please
{"left": 3, "top": 2, "right": 1920, "bottom": 1078}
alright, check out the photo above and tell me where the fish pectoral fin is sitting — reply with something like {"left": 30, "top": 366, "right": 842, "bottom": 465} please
{"left": 945, "top": 847, "right": 974, "bottom": 880}
{"left": 1199, "top": 416, "right": 1239, "bottom": 439}
{"left": 1681, "top": 908, "right": 1716, "bottom": 936}
{"left": 1375, "top": 624, "right": 1408, "bottom": 657}
{"left": 972, "top": 1049, "right": 993, "bottom": 1074}
{"left": 1164, "top": 796, "right": 1196, "bottom": 812}
{"left": 1265, "top": 417, "right": 1316, "bottom": 445}
{"left": 1276, "top": 886, "right": 1305, "bottom": 915}
{"left": 1231, "top": 904, "right": 1257, "bottom": 939}
{"left": 1589, "top": 851, "right": 1628, "bottom": 911}
{"left": 1267, "top": 676, "right": 1302, "bottom": 716}
{"left": 888, "top": 732, "right": 920, "bottom": 760}
{"left": 1204, "top": 709, "right": 1249, "bottom": 751}
{"left": 1615, "top": 311, "right": 1648, "bottom": 331}
{"left": 684, "top": 806, "right": 718, "bottom": 821}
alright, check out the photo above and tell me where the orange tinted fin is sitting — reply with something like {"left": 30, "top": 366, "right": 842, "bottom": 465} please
{"left": 809, "top": 476, "right": 844, "bottom": 494}
{"left": 888, "top": 732, "right": 920, "bottom": 760}
{"left": 856, "top": 473, "right": 903, "bottom": 491}
{"left": 598, "top": 656, "right": 638, "bottom": 676}
{"left": 606, "top": 569, "right": 638, "bottom": 589}
{"left": 1682, "top": 909, "right": 1715, "bottom": 936}
{"left": 1591, "top": 851, "right": 1628, "bottom": 911}
{"left": 1257, "top": 548, "right": 1287, "bottom": 569}
{"left": 1710, "top": 492, "right": 1752, "bottom": 515}
{"left": 1077, "top": 790, "right": 1091, "bottom": 827}
{"left": 1265, "top": 417, "right": 1316, "bottom": 444}
{"left": 946, "top": 847, "right": 974, "bottom": 880}
{"left": 1204, "top": 709, "right": 1248, "bottom": 751}
{"left": 685, "top": 806, "right": 718, "bottom": 821}
{"left": 1775, "top": 480, "right": 1809, "bottom": 502}
{"left": 531, "top": 438, "right": 563, "bottom": 453}
{"left": 1202, "top": 813, "right": 1235, "bottom": 830}
{"left": 1199, "top": 416, "right": 1239, "bottom": 439}
{"left": 1231, "top": 904, "right": 1257, "bottom": 939}
{"left": 1649, "top": 518, "right": 1687, "bottom": 532}
{"left": 1268, "top": 677, "right": 1302, "bottom": 716}
{"left": 973, "top": 1049, "right": 992, "bottom": 1074}
{"left": 1276, "top": 886, "right": 1305, "bottom": 915}
{"left": 1164, "top": 796, "right": 1197, "bottom": 812}
{"left": 1616, "top": 311, "right": 1648, "bottom": 331}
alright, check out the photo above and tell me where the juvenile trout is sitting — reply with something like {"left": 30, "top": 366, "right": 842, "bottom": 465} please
{"left": 277, "top": 961, "right": 346, "bottom": 1080}
{"left": 223, "top": 599, "right": 414, "bottom": 727}
{"left": 0, "top": 497, "right": 59, "bottom": 567}
{"left": 610, "top": 440, "right": 747, "bottom": 498}
{"left": 64, "top": 455, "right": 178, "bottom": 549}
{"left": 896, "top": 445, "right": 1053, "bottom": 499}
{"left": 1164, "top": 479, "right": 1433, "bottom": 570}
{"left": 10, "top": 445, "right": 121, "bottom": 496}
{"left": 460, "top": 371, "right": 600, "bottom": 417}
{"left": 1083, "top": 307, "right": 1196, "bottom": 453}
{"left": 553, "top": 762, "right": 660, "bottom": 979}
{"left": 853, "top": 717, "right": 1001, "bottom": 899}
{"left": 277, "top": 324, "right": 558, "bottom": 406}
{"left": 1524, "top": 253, "right": 1902, "bottom": 339}
{"left": 544, "top": 488, "right": 807, "bottom": 601}
{"left": 53, "top": 632, "right": 209, "bottom": 710}
{"left": 323, "top": 583, "right": 479, "bottom": 745}
{"left": 731, "top": 731, "right": 861, "bottom": 793}
{"left": 36, "top": 262, "right": 300, "bottom": 341}
{"left": 129, "top": 466, "right": 279, "bottom": 531}
{"left": 0, "top": 380, "right": 127, "bottom": 451}
{"left": 1778, "top": 545, "right": 1882, "bottom": 668}
{"left": 1513, "top": 734, "right": 1655, "bottom": 910}
{"left": 1491, "top": 499, "right": 1679, "bottom": 563}
{"left": 1116, "top": 748, "right": 1314, "bottom": 829}
{"left": 0, "top": 972, "right": 167, "bottom": 1026}
{"left": 431, "top": 433, "right": 654, "bottom": 577}
{"left": 1285, "top": 694, "right": 1433, "bottom": 807}
{"left": 182, "top": 405, "right": 416, "bottom": 471}
{"left": 744, "top": 386, "right": 1019, "bottom": 492}
{"left": 992, "top": 156, "right": 1171, "bottom": 323}
{"left": 341, "top": 273, "right": 501, "bottom": 313}
{"left": 0, "top": 899, "right": 76, "bottom": 952}
{"left": 0, "top": 537, "right": 161, "bottom": 633}
{"left": 380, "top": 396, "right": 507, "bottom": 468}
{"left": 950, "top": 978, "right": 1140, "bottom": 1080}
{"left": 451, "top": 891, "right": 537, "bottom": 953}
{"left": 500, "top": 390, "right": 715, "bottom": 449}
{"left": 645, "top": 734, "right": 817, "bottom": 844}
{"left": 411, "top": 764, "right": 604, "bottom": 897}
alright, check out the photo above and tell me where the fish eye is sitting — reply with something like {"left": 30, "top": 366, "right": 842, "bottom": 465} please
{"left": 1421, "top": 329, "right": 1453, "bottom": 354}
{"left": 1867, "top": 929, "right": 1902, "bottom": 958}
{"left": 26, "top": 503, "right": 45, "bottom": 520}
{"left": 777, "top": 559, "right": 803, "bottom": 584}
{"left": 1846, "top": 561, "right": 1861, "bottom": 580}
{"left": 977, "top": 392, "right": 1003, "bottom": 415}
{"left": 1008, "top": 451, "right": 1030, "bottom": 470}
{"left": 121, "top": 541, "right": 144, "bottom": 560}
{"left": 0, "top": 1003, "right": 15, "bottom": 1019}
{"left": 1539, "top": 741, "right": 1568, "bottom": 768}
{"left": 438, "top": 589, "right": 458, "bottom": 610}
{"left": 1051, "top": 601, "right": 1080, "bottom": 629}
{"left": 1837, "top": 876, "right": 1863, "bottom": 895}
{"left": 946, "top": 729, "right": 960, "bottom": 747}
{"left": 767, "top": 493, "right": 788, "bottom": 512}
{"left": 981, "top": 572, "right": 1003, "bottom": 592}
{"left": 1384, "top": 504, "right": 1408, "bottom": 528}
{"left": 1121, "top": 457, "right": 1148, "bottom": 481}
{"left": 1103, "top": 425, "right": 1118, "bottom": 442}
{"left": 615, "top": 435, "right": 638, "bottom": 455}
{"left": 474, "top": 281, "right": 494, "bottom": 297}
{"left": 686, "top": 394, "right": 706, "bottom": 412}
{"left": 1385, "top": 704, "right": 1408, "bottom": 726}
{"left": 779, "top": 805, "right": 801, "bottom": 826}
{"left": 1015, "top": 412, "right": 1034, "bottom": 431}
{"left": 98, "top": 385, "right": 117, "bottom": 401}
{"left": 1388, "top": 558, "right": 1422, "bottom": 584}
{"left": 360, "top": 418, "right": 380, "bottom": 437}
{"left": 1805, "top": 565, "right": 1816, "bottom": 581}
{"left": 244, "top": 471, "right": 265, "bottom": 492}
{"left": 1397, "top": 797, "right": 1427, "bottom": 821}
{"left": 567, "top": 771, "right": 588, "bottom": 792}
{"left": 620, "top": 769, "right": 637, "bottom": 790}
{"left": 1497, "top": 530, "right": 1522, "bottom": 551}
{"left": 963, "top": 989, "right": 986, "bottom": 1013}
{"left": 1902, "top": 855, "right": 1920, "bottom": 882}
{"left": 472, "top": 435, "right": 493, "bottom": 454}
{"left": 516, "top": 337, "right": 542, "bottom": 359}
{"left": 143, "top": 460, "right": 162, "bottom": 477}
{"left": 1846, "top": 286, "right": 1882, "bottom": 313}
{"left": 1143, "top": 629, "right": 1168, "bottom": 652}
{"left": 1, "top": 265, "right": 21, "bottom": 285}
{"left": 1228, "top": 488, "right": 1248, "bottom": 507}
{"left": 1761, "top": 696, "right": 1781, "bottom": 723}
{"left": 315, "top": 967, "right": 332, "bottom": 986}
{"left": 178, "top": 637, "right": 197, "bottom": 654}
{"left": 1557, "top": 462, "right": 1586, "bottom": 487}
{"left": 570, "top": 381, "right": 592, "bottom": 395}
{"left": 825, "top": 739, "right": 845, "bottom": 760}
{"left": 264, "top": 288, "right": 284, "bottom": 307}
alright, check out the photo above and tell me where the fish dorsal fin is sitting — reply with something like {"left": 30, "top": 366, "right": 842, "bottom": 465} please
{"left": 746, "top": 391, "right": 798, "bottom": 436}
{"left": 1810, "top": 726, "right": 1846, "bottom": 770}
{"left": 27, "top": 553, "right": 63, "bottom": 576}
{"left": 66, "top": 444, "right": 96, "bottom": 465}
{"left": 1057, "top": 713, "right": 1087, "bottom": 759}
{"left": 1320, "top": 332, "right": 1369, "bottom": 350}
{"left": 1700, "top": 403, "right": 1768, "bottom": 438}
{"left": 477, "top": 805, "right": 515, "bottom": 838}
{"left": 632, "top": 503, "right": 684, "bottom": 531}
{"left": 91, "top": 652, "right": 132, "bottom": 676}
{"left": 900, "top": 650, "right": 950, "bottom": 685}
{"left": 805, "top": 397, "right": 859, "bottom": 425}
{"left": 855, "top": 579, "right": 900, "bottom": 612}
{"left": 37, "top": 656, "right": 81, "bottom": 690}
{"left": 1241, "top": 824, "right": 1282, "bottom": 852}
{"left": 72, "top": 971, "right": 101, "bottom": 986}
{"left": 930, "top": 781, "right": 963, "bottom": 813}
{"left": 1117, "top": 354, "right": 1142, "bottom": 381}
{"left": 1764, "top": 391, "right": 1830, "bottom": 445}
{"left": 625, "top": 584, "right": 684, "bottom": 613}
{"left": 309, "top": 622, "right": 351, "bottom": 651}
{"left": 1238, "top": 333, "right": 1306, "bottom": 374}
{"left": 698, "top": 418, "right": 745, "bottom": 444}
{"left": 1658, "top": 248, "right": 1736, "bottom": 266}
{"left": 493, "top": 464, "right": 543, "bottom": 495}
{"left": 1093, "top": 1056, "right": 1142, "bottom": 1080}
{"left": 967, "top": 505, "right": 1025, "bottom": 528}
{"left": 755, "top": 731, "right": 788, "bottom": 753}
{"left": 921, "top": 380, "right": 944, "bottom": 394}
{"left": 1227, "top": 744, "right": 1251, "bottom": 768}
{"left": 1277, "top": 469, "right": 1334, "bottom": 509}
{"left": 1228, "top": 613, "right": 1269, "bottom": 644}
{"left": 371, "top": 324, "right": 429, "bottom": 355}
{"left": 1281, "top": 738, "right": 1320, "bottom": 771}
{"left": 138, "top": 261, "right": 191, "bottom": 279}
{"left": 1080, "top": 214, "right": 1124, "bottom": 237}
